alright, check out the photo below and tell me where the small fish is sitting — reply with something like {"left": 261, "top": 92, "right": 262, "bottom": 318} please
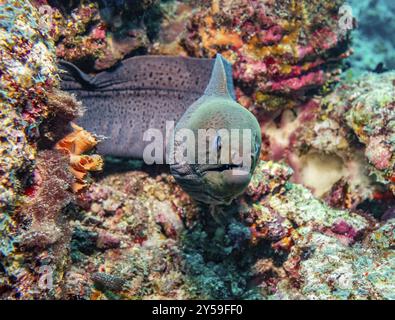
{"left": 372, "top": 62, "right": 388, "bottom": 74}
{"left": 60, "top": 55, "right": 261, "bottom": 205}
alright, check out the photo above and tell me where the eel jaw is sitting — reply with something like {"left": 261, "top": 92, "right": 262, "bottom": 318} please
{"left": 170, "top": 162, "right": 252, "bottom": 205}
{"left": 201, "top": 164, "right": 252, "bottom": 203}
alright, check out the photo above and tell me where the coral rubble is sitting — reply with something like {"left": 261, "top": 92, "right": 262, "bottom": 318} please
{"left": 260, "top": 71, "right": 395, "bottom": 212}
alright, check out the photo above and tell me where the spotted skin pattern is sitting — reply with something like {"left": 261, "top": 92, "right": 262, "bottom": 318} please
{"left": 61, "top": 56, "right": 214, "bottom": 157}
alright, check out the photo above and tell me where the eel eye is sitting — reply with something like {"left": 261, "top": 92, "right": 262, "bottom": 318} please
{"left": 213, "top": 134, "right": 222, "bottom": 153}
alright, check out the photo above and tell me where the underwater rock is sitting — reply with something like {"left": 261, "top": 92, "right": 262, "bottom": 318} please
{"left": 63, "top": 169, "right": 197, "bottom": 299}
{"left": 246, "top": 160, "right": 294, "bottom": 201}
{"left": 58, "top": 160, "right": 394, "bottom": 300}
{"left": 239, "top": 161, "right": 395, "bottom": 299}
{"left": 150, "top": 1, "right": 197, "bottom": 56}
{"left": 74, "top": 170, "right": 261, "bottom": 300}
{"left": 19, "top": 150, "right": 75, "bottom": 250}
{"left": 340, "top": 72, "right": 395, "bottom": 187}
{"left": 32, "top": 0, "right": 167, "bottom": 72}
{"left": 180, "top": 0, "right": 352, "bottom": 112}
{"left": 0, "top": 0, "right": 58, "bottom": 222}
{"left": 260, "top": 71, "right": 394, "bottom": 213}
{"left": 0, "top": 0, "right": 102, "bottom": 299}
{"left": 96, "top": 231, "right": 121, "bottom": 250}
{"left": 243, "top": 161, "right": 371, "bottom": 248}
{"left": 1, "top": 0, "right": 394, "bottom": 301}
{"left": 1, "top": 150, "right": 76, "bottom": 298}
{"left": 308, "top": 72, "right": 394, "bottom": 194}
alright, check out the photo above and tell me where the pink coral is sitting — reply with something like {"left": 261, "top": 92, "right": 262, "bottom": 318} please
{"left": 365, "top": 136, "right": 392, "bottom": 171}
{"left": 181, "top": 0, "right": 351, "bottom": 112}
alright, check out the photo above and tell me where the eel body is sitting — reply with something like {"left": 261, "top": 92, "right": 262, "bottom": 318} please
{"left": 60, "top": 55, "right": 221, "bottom": 158}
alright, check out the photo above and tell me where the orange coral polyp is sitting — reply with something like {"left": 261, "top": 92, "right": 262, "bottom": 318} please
{"left": 71, "top": 181, "right": 88, "bottom": 193}
{"left": 55, "top": 122, "right": 103, "bottom": 192}
{"left": 70, "top": 154, "right": 103, "bottom": 172}
{"left": 69, "top": 166, "right": 87, "bottom": 181}
{"left": 56, "top": 122, "right": 98, "bottom": 155}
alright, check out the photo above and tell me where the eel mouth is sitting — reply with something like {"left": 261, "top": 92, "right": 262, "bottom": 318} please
{"left": 202, "top": 164, "right": 242, "bottom": 174}
{"left": 199, "top": 163, "right": 252, "bottom": 176}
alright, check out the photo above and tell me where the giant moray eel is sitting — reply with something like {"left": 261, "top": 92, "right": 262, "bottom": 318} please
{"left": 60, "top": 55, "right": 261, "bottom": 205}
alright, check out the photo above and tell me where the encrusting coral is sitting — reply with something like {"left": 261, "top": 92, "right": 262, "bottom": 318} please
{"left": 0, "top": 0, "right": 102, "bottom": 299}
{"left": 55, "top": 160, "right": 394, "bottom": 300}
{"left": 299, "top": 72, "right": 394, "bottom": 206}
{"left": 327, "top": 72, "right": 395, "bottom": 189}
{"left": 180, "top": 0, "right": 352, "bottom": 113}
{"left": 31, "top": 0, "right": 169, "bottom": 71}
{"left": 258, "top": 71, "right": 395, "bottom": 213}
{"left": 19, "top": 150, "right": 75, "bottom": 250}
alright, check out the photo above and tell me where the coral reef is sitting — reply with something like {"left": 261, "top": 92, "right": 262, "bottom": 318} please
{"left": 180, "top": 0, "right": 352, "bottom": 112}
{"left": 0, "top": 150, "right": 76, "bottom": 299}
{"left": 150, "top": 1, "right": 198, "bottom": 56}
{"left": 260, "top": 71, "right": 394, "bottom": 212}
{"left": 43, "top": 160, "right": 391, "bottom": 300}
{"left": 19, "top": 150, "right": 75, "bottom": 250}
{"left": 0, "top": 0, "right": 102, "bottom": 299}
{"left": 60, "top": 169, "right": 198, "bottom": 299}
{"left": 319, "top": 72, "right": 395, "bottom": 188}
{"left": 31, "top": 0, "right": 354, "bottom": 112}
{"left": 44, "top": 160, "right": 393, "bottom": 300}
{"left": 0, "top": 0, "right": 58, "bottom": 221}
{"left": 1, "top": 0, "right": 394, "bottom": 301}
{"left": 31, "top": 0, "right": 174, "bottom": 71}
{"left": 273, "top": 220, "right": 395, "bottom": 299}
{"left": 234, "top": 161, "right": 393, "bottom": 300}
